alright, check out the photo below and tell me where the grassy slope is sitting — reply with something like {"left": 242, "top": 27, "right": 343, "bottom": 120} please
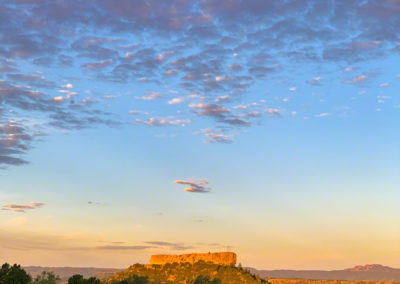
{"left": 104, "top": 262, "right": 267, "bottom": 284}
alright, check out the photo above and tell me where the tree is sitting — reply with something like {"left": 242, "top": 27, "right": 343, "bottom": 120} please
{"left": 129, "top": 276, "right": 148, "bottom": 284}
{"left": 67, "top": 275, "right": 102, "bottom": 284}
{"left": 68, "top": 275, "right": 84, "bottom": 284}
{"left": 192, "top": 275, "right": 221, "bottom": 284}
{"left": 114, "top": 276, "right": 148, "bottom": 284}
{"left": 0, "top": 263, "right": 32, "bottom": 284}
{"left": 84, "top": 278, "right": 99, "bottom": 284}
{"left": 33, "top": 271, "right": 60, "bottom": 284}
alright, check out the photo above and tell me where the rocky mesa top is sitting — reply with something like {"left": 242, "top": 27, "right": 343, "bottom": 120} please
{"left": 149, "top": 252, "right": 237, "bottom": 266}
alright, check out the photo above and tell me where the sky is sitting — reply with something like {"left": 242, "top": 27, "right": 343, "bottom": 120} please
{"left": 0, "top": 0, "right": 399, "bottom": 270}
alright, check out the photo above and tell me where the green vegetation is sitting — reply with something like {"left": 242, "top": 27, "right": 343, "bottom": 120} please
{"left": 105, "top": 261, "right": 267, "bottom": 284}
{"left": 191, "top": 275, "right": 221, "bottom": 284}
{"left": 114, "top": 276, "right": 149, "bottom": 284}
{"left": 68, "top": 275, "right": 101, "bottom": 284}
{"left": 33, "top": 272, "right": 60, "bottom": 284}
{"left": 0, "top": 263, "right": 65, "bottom": 284}
{"left": 0, "top": 263, "right": 32, "bottom": 284}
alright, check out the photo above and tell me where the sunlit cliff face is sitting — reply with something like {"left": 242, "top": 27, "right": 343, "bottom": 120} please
{"left": 149, "top": 252, "right": 237, "bottom": 265}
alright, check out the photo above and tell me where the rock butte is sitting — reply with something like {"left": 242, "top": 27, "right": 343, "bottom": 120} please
{"left": 149, "top": 252, "right": 237, "bottom": 266}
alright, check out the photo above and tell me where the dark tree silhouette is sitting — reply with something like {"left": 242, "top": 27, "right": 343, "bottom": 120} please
{"left": 192, "top": 275, "right": 221, "bottom": 284}
{"left": 68, "top": 275, "right": 84, "bottom": 284}
{"left": 0, "top": 263, "right": 32, "bottom": 284}
{"left": 67, "top": 275, "right": 101, "bottom": 284}
{"left": 84, "top": 277, "right": 100, "bottom": 284}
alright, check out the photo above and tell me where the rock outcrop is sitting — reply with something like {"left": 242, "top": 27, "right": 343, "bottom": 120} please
{"left": 149, "top": 252, "right": 237, "bottom": 266}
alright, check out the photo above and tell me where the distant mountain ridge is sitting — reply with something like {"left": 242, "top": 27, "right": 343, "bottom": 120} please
{"left": 345, "top": 264, "right": 394, "bottom": 272}
{"left": 249, "top": 264, "right": 400, "bottom": 282}
{"left": 23, "top": 266, "right": 121, "bottom": 282}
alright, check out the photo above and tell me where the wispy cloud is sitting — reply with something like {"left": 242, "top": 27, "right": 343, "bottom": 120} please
{"left": 88, "top": 201, "right": 102, "bottom": 206}
{"left": 7, "top": 73, "right": 56, "bottom": 89}
{"left": 2, "top": 201, "right": 44, "bottom": 213}
{"left": 82, "top": 61, "right": 112, "bottom": 70}
{"left": 136, "top": 118, "right": 191, "bottom": 127}
{"left": 168, "top": 98, "right": 184, "bottom": 104}
{"left": 345, "top": 74, "right": 368, "bottom": 84}
{"left": 0, "top": 229, "right": 199, "bottom": 253}
{"left": 141, "top": 92, "right": 162, "bottom": 100}
{"left": 145, "top": 241, "right": 194, "bottom": 251}
{"left": 61, "top": 83, "right": 73, "bottom": 89}
{"left": 316, "top": 112, "right": 330, "bottom": 118}
{"left": 174, "top": 179, "right": 211, "bottom": 193}
{"left": 190, "top": 103, "right": 230, "bottom": 118}
{"left": 0, "top": 229, "right": 154, "bottom": 252}
{"left": 0, "top": 76, "right": 120, "bottom": 168}
{"left": 95, "top": 245, "right": 152, "bottom": 250}
{"left": 306, "top": 77, "right": 322, "bottom": 85}
{"left": 215, "top": 95, "right": 231, "bottom": 103}
{"left": 102, "top": 95, "right": 116, "bottom": 99}
{"left": 266, "top": 108, "right": 281, "bottom": 117}
{"left": 201, "top": 128, "right": 233, "bottom": 144}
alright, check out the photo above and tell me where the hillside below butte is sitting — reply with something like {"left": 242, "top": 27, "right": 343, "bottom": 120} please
{"left": 149, "top": 252, "right": 237, "bottom": 266}
{"left": 105, "top": 261, "right": 266, "bottom": 284}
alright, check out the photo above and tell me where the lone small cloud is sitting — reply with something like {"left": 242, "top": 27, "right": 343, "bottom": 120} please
{"left": 174, "top": 179, "right": 211, "bottom": 193}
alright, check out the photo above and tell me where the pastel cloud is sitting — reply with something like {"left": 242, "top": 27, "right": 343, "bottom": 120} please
{"left": 144, "top": 241, "right": 194, "bottom": 251}
{"left": 345, "top": 74, "right": 368, "bottom": 84}
{"left": 316, "top": 112, "right": 330, "bottom": 118}
{"left": 58, "top": 89, "right": 78, "bottom": 97}
{"left": 1, "top": 0, "right": 399, "bottom": 168}
{"left": 174, "top": 179, "right": 211, "bottom": 193}
{"left": 61, "top": 83, "right": 73, "bottom": 89}
{"left": 136, "top": 118, "right": 191, "bottom": 127}
{"left": 7, "top": 73, "right": 56, "bottom": 89}
{"left": 307, "top": 77, "right": 322, "bottom": 85}
{"left": 141, "top": 92, "right": 163, "bottom": 100}
{"left": 95, "top": 245, "right": 153, "bottom": 250}
{"left": 0, "top": 229, "right": 197, "bottom": 254}
{"left": 168, "top": 98, "right": 184, "bottom": 104}
{"left": 202, "top": 130, "right": 233, "bottom": 144}
{"left": 52, "top": 96, "right": 65, "bottom": 102}
{"left": 267, "top": 108, "right": 281, "bottom": 116}
{"left": 82, "top": 61, "right": 112, "bottom": 70}
{"left": 215, "top": 95, "right": 230, "bottom": 103}
{"left": 0, "top": 74, "right": 120, "bottom": 168}
{"left": 2, "top": 201, "right": 44, "bottom": 213}
{"left": 0, "top": 229, "right": 153, "bottom": 252}
{"left": 189, "top": 103, "right": 230, "bottom": 118}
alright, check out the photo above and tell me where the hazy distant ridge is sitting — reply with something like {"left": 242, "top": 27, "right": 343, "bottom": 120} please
{"left": 249, "top": 264, "right": 400, "bottom": 282}
{"left": 23, "top": 266, "right": 121, "bottom": 281}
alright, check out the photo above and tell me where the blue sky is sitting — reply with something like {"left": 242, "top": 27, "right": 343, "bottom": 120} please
{"left": 0, "top": 0, "right": 400, "bottom": 269}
